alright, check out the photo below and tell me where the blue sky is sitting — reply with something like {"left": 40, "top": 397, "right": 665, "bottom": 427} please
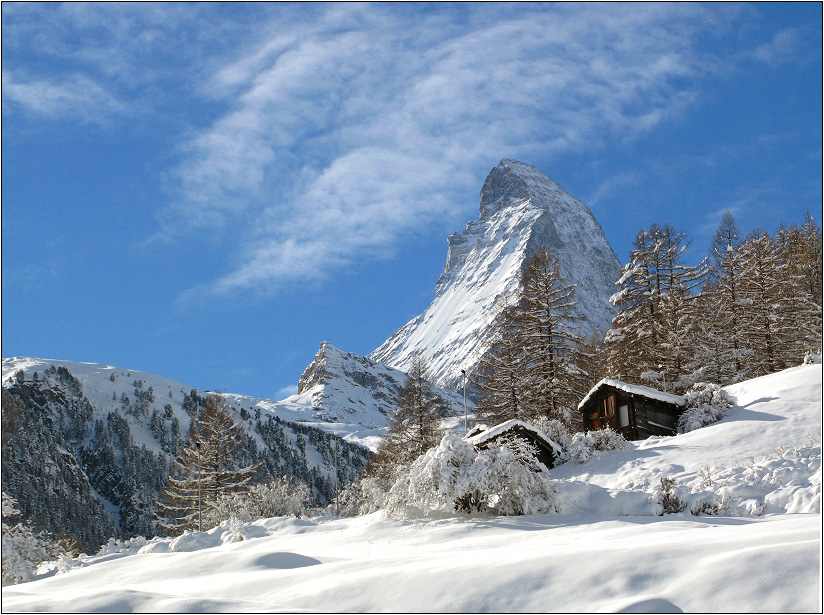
{"left": 2, "top": 2, "right": 821, "bottom": 399}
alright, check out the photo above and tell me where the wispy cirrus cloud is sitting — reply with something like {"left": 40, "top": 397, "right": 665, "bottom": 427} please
{"left": 2, "top": 72, "right": 127, "bottom": 125}
{"left": 163, "top": 3, "right": 739, "bottom": 298}
{"left": 9, "top": 3, "right": 795, "bottom": 300}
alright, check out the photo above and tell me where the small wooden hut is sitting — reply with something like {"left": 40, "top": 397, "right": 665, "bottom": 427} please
{"left": 466, "top": 420, "right": 562, "bottom": 469}
{"left": 578, "top": 379, "right": 686, "bottom": 441}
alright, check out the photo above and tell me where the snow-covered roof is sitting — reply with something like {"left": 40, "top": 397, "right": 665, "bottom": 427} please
{"left": 467, "top": 419, "right": 563, "bottom": 455}
{"left": 577, "top": 379, "right": 686, "bottom": 410}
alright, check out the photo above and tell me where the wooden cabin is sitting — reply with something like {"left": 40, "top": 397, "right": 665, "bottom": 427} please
{"left": 578, "top": 379, "right": 686, "bottom": 441}
{"left": 466, "top": 420, "right": 562, "bottom": 469}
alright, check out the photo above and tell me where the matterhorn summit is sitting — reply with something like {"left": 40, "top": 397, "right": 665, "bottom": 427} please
{"left": 371, "top": 159, "right": 621, "bottom": 391}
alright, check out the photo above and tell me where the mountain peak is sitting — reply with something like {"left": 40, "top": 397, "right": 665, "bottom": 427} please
{"left": 479, "top": 159, "right": 562, "bottom": 220}
{"left": 372, "top": 160, "right": 621, "bottom": 391}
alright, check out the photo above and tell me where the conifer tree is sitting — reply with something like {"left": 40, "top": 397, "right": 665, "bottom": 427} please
{"left": 706, "top": 211, "right": 749, "bottom": 381}
{"left": 476, "top": 295, "right": 528, "bottom": 425}
{"left": 381, "top": 354, "right": 449, "bottom": 466}
{"left": 737, "top": 230, "right": 796, "bottom": 375}
{"left": 156, "top": 394, "right": 258, "bottom": 534}
{"left": 688, "top": 280, "right": 741, "bottom": 385}
{"left": 777, "top": 214, "right": 823, "bottom": 359}
{"left": 517, "top": 246, "right": 582, "bottom": 425}
{"left": 606, "top": 223, "right": 709, "bottom": 391}
{"left": 476, "top": 247, "right": 583, "bottom": 429}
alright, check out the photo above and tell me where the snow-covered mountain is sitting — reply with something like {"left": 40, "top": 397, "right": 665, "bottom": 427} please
{"left": 288, "top": 342, "right": 464, "bottom": 437}
{"left": 371, "top": 159, "right": 621, "bottom": 390}
{"left": 1, "top": 357, "right": 373, "bottom": 550}
{"left": 5, "top": 364, "right": 819, "bottom": 612}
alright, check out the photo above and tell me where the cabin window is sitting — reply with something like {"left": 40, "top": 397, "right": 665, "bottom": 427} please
{"left": 618, "top": 404, "right": 629, "bottom": 427}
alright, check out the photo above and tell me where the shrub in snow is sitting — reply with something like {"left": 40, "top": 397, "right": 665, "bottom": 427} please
{"left": 803, "top": 352, "right": 821, "bottom": 365}
{"left": 688, "top": 493, "right": 726, "bottom": 516}
{"left": 677, "top": 383, "right": 736, "bottom": 434}
{"left": 95, "top": 536, "right": 148, "bottom": 557}
{"left": 386, "top": 433, "right": 557, "bottom": 518}
{"left": 532, "top": 417, "right": 572, "bottom": 453}
{"left": 1, "top": 493, "right": 59, "bottom": 586}
{"left": 337, "top": 474, "right": 392, "bottom": 517}
{"left": 655, "top": 476, "right": 687, "bottom": 515}
{"left": 204, "top": 476, "right": 310, "bottom": 528}
{"left": 564, "top": 428, "right": 629, "bottom": 464}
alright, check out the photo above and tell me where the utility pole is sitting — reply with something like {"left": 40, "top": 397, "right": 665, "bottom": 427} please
{"left": 461, "top": 369, "right": 467, "bottom": 434}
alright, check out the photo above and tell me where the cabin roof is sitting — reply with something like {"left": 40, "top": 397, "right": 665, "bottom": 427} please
{"left": 467, "top": 419, "right": 563, "bottom": 455}
{"left": 577, "top": 378, "right": 686, "bottom": 410}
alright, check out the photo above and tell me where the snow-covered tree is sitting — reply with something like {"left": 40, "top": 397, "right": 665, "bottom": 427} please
{"left": 688, "top": 281, "right": 743, "bottom": 385}
{"left": 2, "top": 493, "right": 59, "bottom": 586}
{"left": 476, "top": 295, "right": 529, "bottom": 425}
{"left": 606, "top": 224, "right": 709, "bottom": 392}
{"left": 156, "top": 394, "right": 258, "bottom": 534}
{"left": 204, "top": 476, "right": 310, "bottom": 526}
{"left": 517, "top": 246, "right": 583, "bottom": 425}
{"left": 382, "top": 353, "right": 450, "bottom": 466}
{"left": 477, "top": 247, "right": 583, "bottom": 429}
{"left": 737, "top": 230, "right": 796, "bottom": 375}
{"left": 385, "top": 433, "right": 556, "bottom": 518}
{"left": 704, "top": 211, "right": 749, "bottom": 381}
{"left": 776, "top": 215, "right": 823, "bottom": 359}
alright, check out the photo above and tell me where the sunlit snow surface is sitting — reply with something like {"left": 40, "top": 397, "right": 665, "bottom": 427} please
{"left": 3, "top": 364, "right": 821, "bottom": 613}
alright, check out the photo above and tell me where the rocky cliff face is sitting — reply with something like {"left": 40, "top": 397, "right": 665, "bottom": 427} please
{"left": 296, "top": 342, "right": 406, "bottom": 425}
{"left": 371, "top": 159, "right": 621, "bottom": 391}
{"left": 294, "top": 342, "right": 464, "bottom": 432}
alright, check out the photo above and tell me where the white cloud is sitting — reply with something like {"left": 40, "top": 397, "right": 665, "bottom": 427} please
{"left": 161, "top": 3, "right": 734, "bottom": 297}
{"left": 753, "top": 29, "right": 802, "bottom": 66}
{"left": 275, "top": 384, "right": 299, "bottom": 399}
{"left": 4, "top": 3, "right": 753, "bottom": 298}
{"left": 2, "top": 72, "right": 127, "bottom": 124}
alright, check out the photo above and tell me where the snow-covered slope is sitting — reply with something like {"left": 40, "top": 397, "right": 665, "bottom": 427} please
{"left": 371, "top": 159, "right": 621, "bottom": 390}
{"left": 282, "top": 342, "right": 464, "bottom": 447}
{"left": 550, "top": 363, "right": 822, "bottom": 516}
{"left": 1, "top": 357, "right": 373, "bottom": 545}
{"left": 2, "top": 356, "right": 390, "bottom": 450}
{"left": 5, "top": 364, "right": 819, "bottom": 612}
{"left": 3, "top": 513, "right": 818, "bottom": 613}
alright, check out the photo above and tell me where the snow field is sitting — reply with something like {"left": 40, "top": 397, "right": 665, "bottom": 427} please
{"left": 3, "top": 513, "right": 819, "bottom": 612}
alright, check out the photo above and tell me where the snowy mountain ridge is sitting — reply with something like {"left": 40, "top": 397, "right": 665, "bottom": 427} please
{"left": 291, "top": 342, "right": 464, "bottom": 440}
{"left": 371, "top": 159, "right": 622, "bottom": 391}
{"left": 1, "top": 357, "right": 373, "bottom": 548}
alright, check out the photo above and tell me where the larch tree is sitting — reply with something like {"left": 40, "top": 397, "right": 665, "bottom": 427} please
{"left": 156, "top": 394, "right": 258, "bottom": 535}
{"left": 705, "top": 211, "right": 750, "bottom": 382}
{"left": 516, "top": 246, "right": 583, "bottom": 427}
{"left": 606, "top": 223, "right": 709, "bottom": 392}
{"left": 476, "top": 294, "right": 529, "bottom": 426}
{"left": 381, "top": 353, "right": 449, "bottom": 467}
{"left": 776, "top": 214, "right": 823, "bottom": 359}
{"left": 737, "top": 230, "right": 795, "bottom": 375}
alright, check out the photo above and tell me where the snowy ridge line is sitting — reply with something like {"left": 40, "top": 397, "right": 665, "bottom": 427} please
{"left": 1, "top": 356, "right": 386, "bottom": 449}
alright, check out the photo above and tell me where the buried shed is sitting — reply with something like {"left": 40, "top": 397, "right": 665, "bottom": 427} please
{"left": 578, "top": 379, "right": 686, "bottom": 441}
{"left": 467, "top": 419, "right": 562, "bottom": 469}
